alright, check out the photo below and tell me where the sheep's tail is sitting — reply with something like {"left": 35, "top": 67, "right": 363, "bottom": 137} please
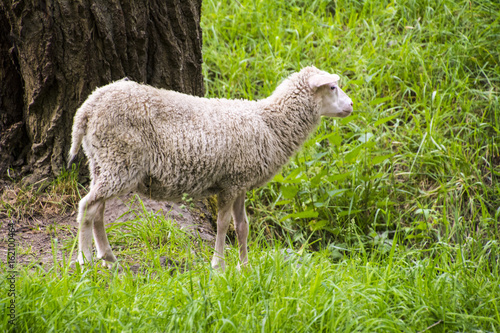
{"left": 67, "top": 104, "right": 89, "bottom": 169}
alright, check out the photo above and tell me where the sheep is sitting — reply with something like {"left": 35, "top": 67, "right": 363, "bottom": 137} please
{"left": 68, "top": 66, "right": 353, "bottom": 270}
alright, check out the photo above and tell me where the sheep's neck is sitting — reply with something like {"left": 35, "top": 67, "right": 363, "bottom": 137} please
{"left": 258, "top": 98, "right": 320, "bottom": 163}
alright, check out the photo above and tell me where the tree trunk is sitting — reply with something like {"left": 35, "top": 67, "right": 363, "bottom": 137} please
{"left": 0, "top": 0, "right": 204, "bottom": 182}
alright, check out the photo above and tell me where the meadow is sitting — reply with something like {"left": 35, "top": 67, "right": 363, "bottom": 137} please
{"left": 2, "top": 0, "right": 499, "bottom": 331}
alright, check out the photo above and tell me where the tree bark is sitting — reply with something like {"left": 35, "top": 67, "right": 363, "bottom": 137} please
{"left": 0, "top": 0, "right": 204, "bottom": 182}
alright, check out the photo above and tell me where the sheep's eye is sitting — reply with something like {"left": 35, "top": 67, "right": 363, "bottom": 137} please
{"left": 330, "top": 86, "right": 336, "bottom": 90}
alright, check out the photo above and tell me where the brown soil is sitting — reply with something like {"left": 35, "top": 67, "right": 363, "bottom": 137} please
{"left": 0, "top": 184, "right": 217, "bottom": 269}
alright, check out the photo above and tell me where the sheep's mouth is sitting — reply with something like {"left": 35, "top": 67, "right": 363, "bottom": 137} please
{"left": 339, "top": 110, "right": 353, "bottom": 117}
{"left": 323, "top": 110, "right": 353, "bottom": 118}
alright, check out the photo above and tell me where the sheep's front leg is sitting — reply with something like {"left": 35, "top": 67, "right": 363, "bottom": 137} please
{"left": 232, "top": 193, "right": 249, "bottom": 269}
{"left": 211, "top": 199, "right": 233, "bottom": 271}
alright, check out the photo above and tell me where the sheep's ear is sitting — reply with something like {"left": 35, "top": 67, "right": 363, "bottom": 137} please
{"left": 308, "top": 74, "right": 340, "bottom": 91}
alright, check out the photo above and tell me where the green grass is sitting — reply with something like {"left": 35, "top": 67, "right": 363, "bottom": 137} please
{"left": 2, "top": 0, "right": 500, "bottom": 331}
{"left": 202, "top": 0, "right": 500, "bottom": 249}
{"left": 3, "top": 222, "right": 500, "bottom": 332}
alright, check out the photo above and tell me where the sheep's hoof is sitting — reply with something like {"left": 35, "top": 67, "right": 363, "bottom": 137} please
{"left": 102, "top": 259, "right": 121, "bottom": 271}
{"left": 236, "top": 262, "right": 248, "bottom": 272}
{"left": 71, "top": 260, "right": 87, "bottom": 270}
{"left": 77, "top": 254, "right": 92, "bottom": 266}
{"left": 211, "top": 263, "right": 225, "bottom": 272}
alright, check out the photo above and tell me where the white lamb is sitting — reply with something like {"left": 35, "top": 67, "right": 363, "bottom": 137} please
{"left": 68, "top": 66, "right": 353, "bottom": 270}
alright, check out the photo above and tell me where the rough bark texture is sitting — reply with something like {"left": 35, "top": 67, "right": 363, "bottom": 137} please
{"left": 0, "top": 0, "right": 204, "bottom": 182}
{"left": 0, "top": 6, "right": 27, "bottom": 177}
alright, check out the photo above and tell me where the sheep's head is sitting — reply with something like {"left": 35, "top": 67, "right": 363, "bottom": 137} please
{"left": 309, "top": 72, "right": 353, "bottom": 118}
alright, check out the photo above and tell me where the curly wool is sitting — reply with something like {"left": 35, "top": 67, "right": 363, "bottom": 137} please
{"left": 69, "top": 66, "right": 325, "bottom": 204}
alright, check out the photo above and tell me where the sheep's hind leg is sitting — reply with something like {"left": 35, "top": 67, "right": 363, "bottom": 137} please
{"left": 232, "top": 193, "right": 249, "bottom": 270}
{"left": 211, "top": 196, "right": 234, "bottom": 271}
{"left": 77, "top": 193, "right": 101, "bottom": 265}
{"left": 92, "top": 200, "right": 118, "bottom": 268}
